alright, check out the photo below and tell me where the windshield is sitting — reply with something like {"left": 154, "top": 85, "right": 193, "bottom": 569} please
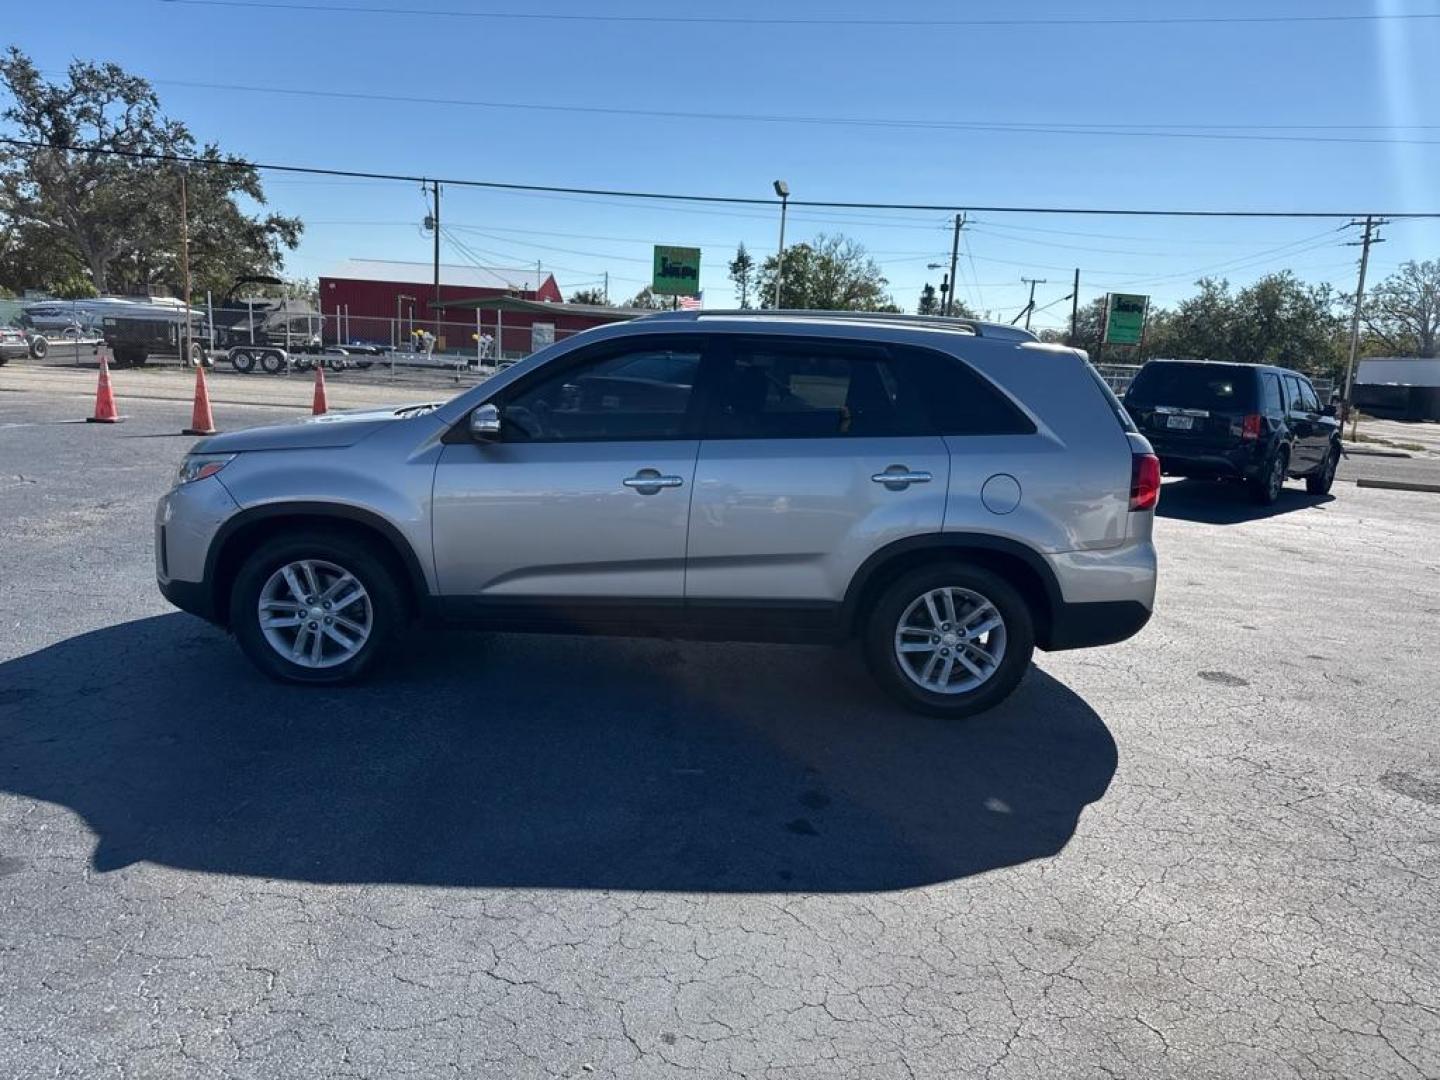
{"left": 1125, "top": 363, "right": 1257, "bottom": 411}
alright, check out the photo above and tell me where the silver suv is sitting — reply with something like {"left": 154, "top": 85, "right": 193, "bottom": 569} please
{"left": 157, "top": 311, "right": 1159, "bottom": 717}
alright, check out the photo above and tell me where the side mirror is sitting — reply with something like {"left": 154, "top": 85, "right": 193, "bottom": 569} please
{"left": 469, "top": 402, "right": 502, "bottom": 442}
{"left": 1322, "top": 403, "right": 1338, "bottom": 418}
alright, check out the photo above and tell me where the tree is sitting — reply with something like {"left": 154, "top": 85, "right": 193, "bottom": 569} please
{"left": 754, "top": 233, "right": 895, "bottom": 311}
{"left": 728, "top": 243, "right": 756, "bottom": 308}
{"left": 1363, "top": 260, "right": 1440, "bottom": 358}
{"left": 624, "top": 286, "right": 670, "bottom": 310}
{"left": 0, "top": 48, "right": 301, "bottom": 297}
{"left": 917, "top": 283, "right": 938, "bottom": 315}
{"left": 567, "top": 287, "right": 610, "bottom": 305}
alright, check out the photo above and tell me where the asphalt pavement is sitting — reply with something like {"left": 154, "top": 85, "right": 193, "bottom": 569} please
{"left": 2, "top": 391, "right": 1438, "bottom": 1079}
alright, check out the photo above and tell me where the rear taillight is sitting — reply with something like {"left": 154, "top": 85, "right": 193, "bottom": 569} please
{"left": 1240, "top": 413, "right": 1263, "bottom": 441}
{"left": 1130, "top": 453, "right": 1160, "bottom": 512}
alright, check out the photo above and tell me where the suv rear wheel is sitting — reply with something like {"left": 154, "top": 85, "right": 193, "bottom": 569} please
{"left": 1251, "top": 447, "right": 1288, "bottom": 506}
{"left": 230, "top": 530, "right": 404, "bottom": 684}
{"left": 863, "top": 564, "right": 1035, "bottom": 718}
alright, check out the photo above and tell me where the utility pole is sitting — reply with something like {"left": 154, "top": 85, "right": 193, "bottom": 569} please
{"left": 430, "top": 181, "right": 442, "bottom": 338}
{"left": 1342, "top": 215, "right": 1386, "bottom": 436}
{"left": 1020, "top": 276, "right": 1047, "bottom": 331}
{"left": 1069, "top": 267, "right": 1081, "bottom": 344}
{"left": 603, "top": 271, "right": 609, "bottom": 305}
{"left": 179, "top": 167, "right": 194, "bottom": 366}
{"left": 944, "top": 213, "right": 965, "bottom": 316}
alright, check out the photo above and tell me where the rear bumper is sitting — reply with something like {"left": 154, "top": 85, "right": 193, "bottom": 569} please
{"left": 1044, "top": 599, "right": 1152, "bottom": 650}
{"left": 1153, "top": 441, "right": 1263, "bottom": 479}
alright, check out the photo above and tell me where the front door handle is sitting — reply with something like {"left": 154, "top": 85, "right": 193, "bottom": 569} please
{"left": 871, "top": 466, "right": 933, "bottom": 490}
{"left": 623, "top": 469, "right": 685, "bottom": 494}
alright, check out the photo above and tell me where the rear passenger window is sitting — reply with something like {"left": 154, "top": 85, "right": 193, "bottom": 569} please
{"left": 1261, "top": 373, "right": 1284, "bottom": 414}
{"left": 901, "top": 346, "right": 1037, "bottom": 436}
{"left": 706, "top": 344, "right": 933, "bottom": 438}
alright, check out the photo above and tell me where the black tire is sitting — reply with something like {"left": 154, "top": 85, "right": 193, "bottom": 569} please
{"left": 230, "top": 349, "right": 256, "bottom": 374}
{"left": 260, "top": 350, "right": 285, "bottom": 375}
{"left": 1250, "top": 447, "right": 1288, "bottom": 506}
{"left": 1307, "top": 444, "right": 1340, "bottom": 495}
{"left": 863, "top": 563, "right": 1035, "bottom": 719}
{"left": 183, "top": 340, "right": 206, "bottom": 367}
{"left": 229, "top": 530, "right": 406, "bottom": 685}
{"left": 28, "top": 335, "right": 48, "bottom": 360}
{"left": 325, "top": 352, "right": 347, "bottom": 372}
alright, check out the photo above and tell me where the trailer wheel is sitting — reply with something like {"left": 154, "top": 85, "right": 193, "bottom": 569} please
{"left": 184, "top": 340, "right": 207, "bottom": 367}
{"left": 260, "top": 350, "right": 285, "bottom": 375}
{"left": 231, "top": 350, "right": 256, "bottom": 374}
{"left": 326, "top": 352, "right": 348, "bottom": 372}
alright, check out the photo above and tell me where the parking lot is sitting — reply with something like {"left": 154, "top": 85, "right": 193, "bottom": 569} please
{"left": 2, "top": 387, "right": 1439, "bottom": 1078}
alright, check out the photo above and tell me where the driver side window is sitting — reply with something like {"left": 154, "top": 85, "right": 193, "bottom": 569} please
{"left": 502, "top": 342, "right": 702, "bottom": 442}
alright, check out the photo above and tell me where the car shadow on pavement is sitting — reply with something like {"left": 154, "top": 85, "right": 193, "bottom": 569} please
{"left": 1155, "top": 478, "right": 1335, "bottom": 524}
{"left": 0, "top": 614, "right": 1116, "bottom": 893}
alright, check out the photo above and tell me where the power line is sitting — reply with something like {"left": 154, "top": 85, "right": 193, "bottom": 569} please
{"left": 6, "top": 137, "right": 1440, "bottom": 218}
{"left": 157, "top": 0, "right": 1440, "bottom": 30}
{"left": 150, "top": 78, "right": 1440, "bottom": 147}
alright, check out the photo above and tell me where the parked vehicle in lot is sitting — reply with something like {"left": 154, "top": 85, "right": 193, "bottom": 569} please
{"left": 0, "top": 325, "right": 30, "bottom": 365}
{"left": 156, "top": 310, "right": 1159, "bottom": 718}
{"left": 1123, "top": 359, "right": 1342, "bottom": 504}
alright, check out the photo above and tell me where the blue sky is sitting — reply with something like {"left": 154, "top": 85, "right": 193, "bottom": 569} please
{"left": 7, "top": 0, "right": 1440, "bottom": 328}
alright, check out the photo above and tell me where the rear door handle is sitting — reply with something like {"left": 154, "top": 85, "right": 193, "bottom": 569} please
{"left": 871, "top": 467, "right": 933, "bottom": 490}
{"left": 623, "top": 469, "right": 685, "bottom": 493}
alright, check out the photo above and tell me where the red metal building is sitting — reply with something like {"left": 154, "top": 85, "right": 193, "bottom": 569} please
{"left": 318, "top": 258, "right": 565, "bottom": 351}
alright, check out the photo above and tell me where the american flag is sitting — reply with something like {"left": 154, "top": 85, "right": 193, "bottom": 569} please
{"left": 678, "top": 292, "right": 703, "bottom": 310}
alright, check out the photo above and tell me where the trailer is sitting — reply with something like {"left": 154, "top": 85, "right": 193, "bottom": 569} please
{"left": 100, "top": 311, "right": 211, "bottom": 367}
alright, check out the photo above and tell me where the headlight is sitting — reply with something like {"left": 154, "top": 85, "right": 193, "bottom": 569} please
{"left": 176, "top": 453, "right": 236, "bottom": 485}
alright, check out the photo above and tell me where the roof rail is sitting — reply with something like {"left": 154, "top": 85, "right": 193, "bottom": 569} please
{"left": 639, "top": 308, "right": 1039, "bottom": 343}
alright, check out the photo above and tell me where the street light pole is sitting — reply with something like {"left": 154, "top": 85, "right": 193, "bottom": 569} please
{"left": 772, "top": 180, "right": 789, "bottom": 308}
{"left": 179, "top": 166, "right": 194, "bottom": 366}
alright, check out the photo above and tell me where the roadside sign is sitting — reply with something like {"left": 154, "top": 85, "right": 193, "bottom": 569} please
{"left": 652, "top": 246, "right": 701, "bottom": 296}
{"left": 1104, "top": 293, "right": 1149, "bottom": 345}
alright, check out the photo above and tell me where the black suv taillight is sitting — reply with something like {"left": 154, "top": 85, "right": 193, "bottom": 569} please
{"left": 1130, "top": 453, "right": 1160, "bottom": 512}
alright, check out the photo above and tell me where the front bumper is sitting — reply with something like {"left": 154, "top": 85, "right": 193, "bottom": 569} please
{"left": 159, "top": 576, "right": 216, "bottom": 622}
{"left": 155, "top": 475, "right": 239, "bottom": 622}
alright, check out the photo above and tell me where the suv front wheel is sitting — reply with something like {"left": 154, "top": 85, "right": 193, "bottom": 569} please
{"left": 863, "top": 564, "right": 1035, "bottom": 718}
{"left": 230, "top": 530, "right": 404, "bottom": 684}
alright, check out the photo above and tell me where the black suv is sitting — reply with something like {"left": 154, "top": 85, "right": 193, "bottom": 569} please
{"left": 1123, "top": 360, "right": 1342, "bottom": 504}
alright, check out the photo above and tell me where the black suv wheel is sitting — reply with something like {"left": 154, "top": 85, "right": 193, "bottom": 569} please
{"left": 1250, "top": 447, "right": 1288, "bottom": 506}
{"left": 863, "top": 564, "right": 1035, "bottom": 718}
{"left": 1307, "top": 444, "right": 1340, "bottom": 495}
{"left": 230, "top": 530, "right": 405, "bottom": 684}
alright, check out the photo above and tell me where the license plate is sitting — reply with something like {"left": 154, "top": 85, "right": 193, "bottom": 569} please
{"left": 1166, "top": 415, "right": 1195, "bottom": 430}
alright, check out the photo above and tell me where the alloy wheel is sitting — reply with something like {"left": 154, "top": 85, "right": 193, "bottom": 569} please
{"left": 257, "top": 559, "right": 372, "bottom": 669}
{"left": 893, "top": 586, "right": 1007, "bottom": 695}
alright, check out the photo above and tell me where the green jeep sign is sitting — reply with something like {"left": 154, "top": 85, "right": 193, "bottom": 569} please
{"left": 1104, "top": 293, "right": 1149, "bottom": 345}
{"left": 652, "top": 245, "right": 701, "bottom": 296}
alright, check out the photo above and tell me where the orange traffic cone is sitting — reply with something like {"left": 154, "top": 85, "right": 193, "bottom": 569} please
{"left": 183, "top": 363, "right": 218, "bottom": 435}
{"left": 86, "top": 354, "right": 123, "bottom": 423}
{"left": 311, "top": 362, "right": 329, "bottom": 416}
